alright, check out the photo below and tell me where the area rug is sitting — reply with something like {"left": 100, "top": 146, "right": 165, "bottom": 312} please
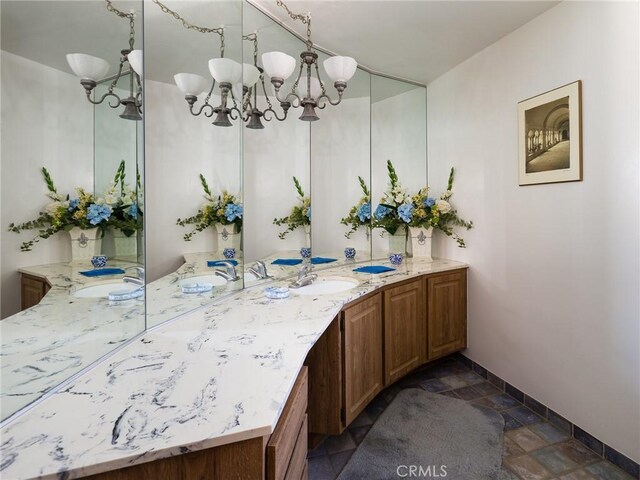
{"left": 337, "top": 388, "right": 507, "bottom": 480}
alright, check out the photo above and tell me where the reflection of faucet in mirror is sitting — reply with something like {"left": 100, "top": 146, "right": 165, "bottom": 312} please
{"left": 123, "top": 266, "right": 145, "bottom": 286}
{"left": 290, "top": 264, "right": 318, "bottom": 288}
{"left": 215, "top": 261, "right": 240, "bottom": 282}
{"left": 248, "top": 260, "right": 270, "bottom": 280}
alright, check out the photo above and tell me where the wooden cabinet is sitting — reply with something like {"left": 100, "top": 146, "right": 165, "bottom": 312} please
{"left": 21, "top": 274, "right": 50, "bottom": 310}
{"left": 383, "top": 279, "right": 426, "bottom": 385}
{"left": 426, "top": 270, "right": 467, "bottom": 360}
{"left": 342, "top": 294, "right": 383, "bottom": 426}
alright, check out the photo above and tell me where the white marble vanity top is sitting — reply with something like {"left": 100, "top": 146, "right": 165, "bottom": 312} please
{"left": 0, "top": 257, "right": 467, "bottom": 480}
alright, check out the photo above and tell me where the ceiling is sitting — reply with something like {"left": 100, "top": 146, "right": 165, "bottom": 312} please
{"left": 1, "top": 0, "right": 558, "bottom": 88}
{"left": 250, "top": 0, "right": 559, "bottom": 84}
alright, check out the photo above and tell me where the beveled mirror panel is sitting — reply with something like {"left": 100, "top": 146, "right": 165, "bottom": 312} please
{"left": 0, "top": 0, "right": 145, "bottom": 421}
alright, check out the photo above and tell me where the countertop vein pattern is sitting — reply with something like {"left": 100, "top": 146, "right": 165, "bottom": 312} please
{"left": 0, "top": 258, "right": 467, "bottom": 480}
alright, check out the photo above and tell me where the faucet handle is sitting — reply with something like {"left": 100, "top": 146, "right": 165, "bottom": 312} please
{"left": 298, "top": 264, "right": 311, "bottom": 280}
{"left": 126, "top": 266, "right": 145, "bottom": 279}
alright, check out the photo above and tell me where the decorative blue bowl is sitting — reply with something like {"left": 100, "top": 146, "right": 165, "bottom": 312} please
{"left": 91, "top": 255, "right": 108, "bottom": 268}
{"left": 344, "top": 247, "right": 356, "bottom": 259}
{"left": 223, "top": 248, "right": 236, "bottom": 259}
{"left": 389, "top": 253, "right": 404, "bottom": 266}
{"left": 300, "top": 247, "right": 312, "bottom": 259}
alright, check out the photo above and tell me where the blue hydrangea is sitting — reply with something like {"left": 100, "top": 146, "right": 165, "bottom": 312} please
{"left": 398, "top": 203, "right": 414, "bottom": 223}
{"left": 424, "top": 197, "right": 436, "bottom": 208}
{"left": 128, "top": 203, "right": 138, "bottom": 219}
{"left": 68, "top": 199, "right": 80, "bottom": 212}
{"left": 374, "top": 204, "right": 391, "bottom": 220}
{"left": 357, "top": 202, "right": 371, "bottom": 222}
{"left": 225, "top": 203, "right": 243, "bottom": 222}
{"left": 87, "top": 204, "right": 111, "bottom": 225}
{"left": 305, "top": 206, "right": 311, "bottom": 220}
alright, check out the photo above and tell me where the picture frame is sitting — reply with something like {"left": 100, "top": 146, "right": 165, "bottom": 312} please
{"left": 518, "top": 80, "right": 582, "bottom": 186}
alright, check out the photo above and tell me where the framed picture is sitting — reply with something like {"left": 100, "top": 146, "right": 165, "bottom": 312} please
{"left": 518, "top": 80, "right": 582, "bottom": 186}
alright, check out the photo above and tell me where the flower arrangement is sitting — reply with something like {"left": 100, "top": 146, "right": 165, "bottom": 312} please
{"left": 372, "top": 160, "right": 411, "bottom": 236}
{"left": 273, "top": 176, "right": 311, "bottom": 239}
{"left": 403, "top": 167, "right": 473, "bottom": 247}
{"left": 340, "top": 176, "right": 371, "bottom": 238}
{"left": 176, "top": 174, "right": 243, "bottom": 241}
{"left": 104, "top": 160, "right": 142, "bottom": 237}
{"left": 8, "top": 168, "right": 112, "bottom": 251}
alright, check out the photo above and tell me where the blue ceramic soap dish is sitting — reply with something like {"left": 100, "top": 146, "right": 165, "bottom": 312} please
{"left": 264, "top": 286, "right": 290, "bottom": 299}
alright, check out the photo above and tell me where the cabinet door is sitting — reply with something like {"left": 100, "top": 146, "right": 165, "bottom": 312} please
{"left": 21, "top": 274, "right": 49, "bottom": 310}
{"left": 383, "top": 279, "right": 426, "bottom": 385}
{"left": 342, "top": 294, "right": 383, "bottom": 426}
{"left": 426, "top": 270, "right": 467, "bottom": 360}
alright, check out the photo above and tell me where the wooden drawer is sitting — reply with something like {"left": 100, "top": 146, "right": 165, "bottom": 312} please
{"left": 284, "top": 415, "right": 307, "bottom": 480}
{"left": 267, "top": 367, "right": 308, "bottom": 480}
{"left": 21, "top": 274, "right": 50, "bottom": 310}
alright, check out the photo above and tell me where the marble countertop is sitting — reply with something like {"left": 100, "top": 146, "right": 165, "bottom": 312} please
{"left": 0, "top": 257, "right": 467, "bottom": 480}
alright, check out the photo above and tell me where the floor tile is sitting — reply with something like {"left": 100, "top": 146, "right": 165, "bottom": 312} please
{"left": 558, "top": 469, "right": 598, "bottom": 479}
{"left": 474, "top": 397, "right": 498, "bottom": 410}
{"left": 504, "top": 454, "right": 552, "bottom": 480}
{"left": 349, "top": 410, "right": 373, "bottom": 428}
{"left": 500, "top": 466, "right": 521, "bottom": 479}
{"left": 547, "top": 409, "right": 573, "bottom": 434}
{"left": 604, "top": 446, "right": 640, "bottom": 478}
{"left": 324, "top": 429, "right": 356, "bottom": 455}
{"left": 502, "top": 411, "right": 524, "bottom": 431}
{"left": 508, "top": 406, "right": 544, "bottom": 426}
{"left": 504, "top": 436, "right": 526, "bottom": 458}
{"left": 490, "top": 393, "right": 521, "bottom": 410}
{"left": 307, "top": 443, "right": 327, "bottom": 459}
{"left": 473, "top": 381, "right": 502, "bottom": 397}
{"left": 329, "top": 450, "right": 354, "bottom": 475}
{"left": 554, "top": 440, "right": 602, "bottom": 466}
{"left": 460, "top": 370, "right": 486, "bottom": 385}
{"left": 308, "top": 455, "right": 335, "bottom": 480}
{"left": 440, "top": 374, "right": 469, "bottom": 389}
{"left": 429, "top": 362, "right": 469, "bottom": 378}
{"left": 364, "top": 401, "right": 386, "bottom": 423}
{"left": 506, "top": 427, "right": 548, "bottom": 452}
{"left": 586, "top": 461, "right": 636, "bottom": 480}
{"left": 420, "top": 378, "right": 449, "bottom": 393}
{"left": 530, "top": 422, "right": 570, "bottom": 444}
{"left": 439, "top": 390, "right": 461, "bottom": 399}
{"left": 348, "top": 425, "right": 371, "bottom": 446}
{"left": 573, "top": 427, "right": 604, "bottom": 456}
{"left": 453, "top": 385, "right": 483, "bottom": 400}
{"left": 531, "top": 446, "right": 578, "bottom": 474}
{"left": 488, "top": 371, "right": 506, "bottom": 390}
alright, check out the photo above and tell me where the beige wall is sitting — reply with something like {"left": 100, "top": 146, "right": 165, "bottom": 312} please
{"left": 427, "top": 1, "right": 639, "bottom": 462}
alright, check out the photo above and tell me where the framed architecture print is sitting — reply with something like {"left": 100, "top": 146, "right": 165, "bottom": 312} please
{"left": 518, "top": 81, "right": 582, "bottom": 185}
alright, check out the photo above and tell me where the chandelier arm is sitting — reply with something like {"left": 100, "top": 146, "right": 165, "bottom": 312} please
{"left": 317, "top": 91, "right": 343, "bottom": 107}
{"left": 86, "top": 90, "right": 123, "bottom": 108}
{"left": 263, "top": 106, "right": 288, "bottom": 122}
{"left": 190, "top": 103, "right": 215, "bottom": 118}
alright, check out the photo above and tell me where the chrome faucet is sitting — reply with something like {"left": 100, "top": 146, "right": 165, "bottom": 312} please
{"left": 123, "top": 266, "right": 145, "bottom": 286}
{"left": 215, "top": 261, "right": 240, "bottom": 282}
{"left": 289, "top": 264, "right": 317, "bottom": 288}
{"left": 248, "top": 260, "right": 270, "bottom": 280}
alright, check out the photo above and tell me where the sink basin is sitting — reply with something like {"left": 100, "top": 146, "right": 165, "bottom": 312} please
{"left": 244, "top": 272, "right": 260, "bottom": 283}
{"left": 73, "top": 281, "right": 140, "bottom": 298}
{"left": 178, "top": 275, "right": 228, "bottom": 288}
{"left": 292, "top": 277, "right": 359, "bottom": 296}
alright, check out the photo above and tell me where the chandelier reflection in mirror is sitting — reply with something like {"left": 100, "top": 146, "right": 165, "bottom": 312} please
{"left": 262, "top": 0, "right": 358, "bottom": 122}
{"left": 66, "top": 0, "right": 143, "bottom": 121}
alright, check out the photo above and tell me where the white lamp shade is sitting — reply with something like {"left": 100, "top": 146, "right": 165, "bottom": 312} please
{"left": 174, "top": 73, "right": 208, "bottom": 96}
{"left": 295, "top": 76, "right": 323, "bottom": 100}
{"left": 66, "top": 53, "right": 110, "bottom": 81}
{"left": 127, "top": 49, "right": 143, "bottom": 76}
{"left": 323, "top": 56, "right": 357, "bottom": 83}
{"left": 208, "top": 58, "right": 242, "bottom": 84}
{"left": 261, "top": 51, "right": 296, "bottom": 80}
{"left": 243, "top": 63, "right": 261, "bottom": 88}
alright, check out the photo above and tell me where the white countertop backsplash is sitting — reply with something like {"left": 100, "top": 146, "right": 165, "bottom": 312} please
{"left": 0, "top": 257, "right": 467, "bottom": 480}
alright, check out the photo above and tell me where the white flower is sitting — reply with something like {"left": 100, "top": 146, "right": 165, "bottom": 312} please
{"left": 45, "top": 201, "right": 64, "bottom": 214}
{"left": 394, "top": 193, "right": 405, "bottom": 203}
{"left": 47, "top": 192, "right": 65, "bottom": 202}
{"left": 436, "top": 199, "right": 451, "bottom": 214}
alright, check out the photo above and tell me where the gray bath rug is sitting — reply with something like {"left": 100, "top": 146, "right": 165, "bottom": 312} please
{"left": 337, "top": 388, "right": 506, "bottom": 480}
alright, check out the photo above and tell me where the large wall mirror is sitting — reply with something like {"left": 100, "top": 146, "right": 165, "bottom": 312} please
{"left": 242, "top": 2, "right": 311, "bottom": 284}
{"left": 143, "top": 0, "right": 243, "bottom": 327}
{"left": 0, "top": 0, "right": 145, "bottom": 421}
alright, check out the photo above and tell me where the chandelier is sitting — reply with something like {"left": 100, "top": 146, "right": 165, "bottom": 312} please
{"left": 66, "top": 0, "right": 143, "bottom": 121}
{"left": 261, "top": 0, "right": 358, "bottom": 121}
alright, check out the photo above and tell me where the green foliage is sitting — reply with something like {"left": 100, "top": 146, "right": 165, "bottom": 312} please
{"left": 340, "top": 176, "right": 371, "bottom": 238}
{"left": 273, "top": 176, "right": 311, "bottom": 239}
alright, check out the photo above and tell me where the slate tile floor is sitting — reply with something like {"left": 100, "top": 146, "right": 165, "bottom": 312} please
{"left": 307, "top": 356, "right": 635, "bottom": 480}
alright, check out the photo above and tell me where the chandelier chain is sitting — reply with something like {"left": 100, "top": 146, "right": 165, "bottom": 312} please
{"left": 276, "top": 0, "right": 312, "bottom": 49}
{"left": 104, "top": 1, "right": 136, "bottom": 51}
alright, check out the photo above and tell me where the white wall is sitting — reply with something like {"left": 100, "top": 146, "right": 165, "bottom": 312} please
{"left": 0, "top": 51, "right": 94, "bottom": 318}
{"left": 427, "top": 1, "right": 639, "bottom": 462}
{"left": 144, "top": 79, "right": 242, "bottom": 281}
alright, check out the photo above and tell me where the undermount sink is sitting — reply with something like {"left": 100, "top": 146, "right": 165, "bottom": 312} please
{"left": 244, "top": 272, "right": 260, "bottom": 283}
{"left": 178, "top": 275, "right": 228, "bottom": 288}
{"left": 73, "top": 281, "right": 140, "bottom": 299}
{"left": 292, "top": 277, "right": 359, "bottom": 296}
